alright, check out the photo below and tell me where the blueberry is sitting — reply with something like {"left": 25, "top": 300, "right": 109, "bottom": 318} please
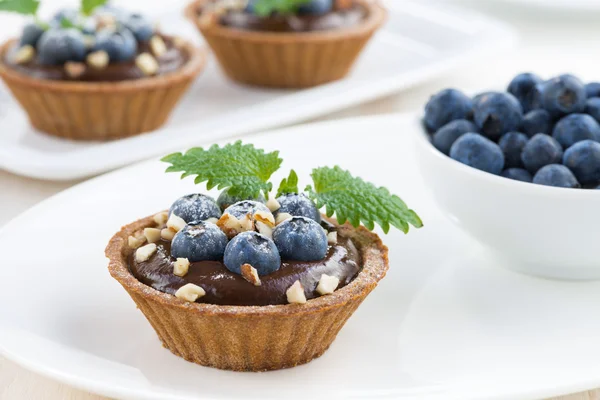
{"left": 498, "top": 132, "right": 528, "bottom": 168}
{"left": 37, "top": 28, "right": 87, "bottom": 65}
{"left": 521, "top": 134, "right": 563, "bottom": 173}
{"left": 272, "top": 217, "right": 327, "bottom": 261}
{"left": 533, "top": 164, "right": 580, "bottom": 188}
{"left": 171, "top": 222, "right": 228, "bottom": 262}
{"left": 20, "top": 23, "right": 45, "bottom": 47}
{"left": 224, "top": 200, "right": 270, "bottom": 219}
{"left": 423, "top": 89, "right": 473, "bottom": 133}
{"left": 585, "top": 82, "right": 600, "bottom": 98}
{"left": 50, "top": 8, "right": 80, "bottom": 26}
{"left": 473, "top": 92, "right": 523, "bottom": 141}
{"left": 449, "top": 133, "right": 504, "bottom": 174}
{"left": 585, "top": 97, "right": 600, "bottom": 123}
{"left": 562, "top": 140, "right": 600, "bottom": 185}
{"left": 432, "top": 119, "right": 478, "bottom": 155}
{"left": 521, "top": 109, "right": 552, "bottom": 137}
{"left": 275, "top": 193, "right": 321, "bottom": 223}
{"left": 92, "top": 28, "right": 137, "bottom": 62}
{"left": 216, "top": 189, "right": 266, "bottom": 212}
{"left": 539, "top": 74, "right": 586, "bottom": 118}
{"left": 169, "top": 194, "right": 222, "bottom": 223}
{"left": 297, "top": 0, "right": 333, "bottom": 15}
{"left": 223, "top": 231, "right": 280, "bottom": 275}
{"left": 122, "top": 13, "right": 154, "bottom": 42}
{"left": 501, "top": 168, "right": 533, "bottom": 182}
{"left": 507, "top": 72, "right": 543, "bottom": 113}
{"left": 552, "top": 113, "right": 600, "bottom": 148}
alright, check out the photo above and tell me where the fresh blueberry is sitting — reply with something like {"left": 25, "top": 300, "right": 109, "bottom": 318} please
{"left": 501, "top": 168, "right": 533, "bottom": 182}
{"left": 533, "top": 164, "right": 580, "bottom": 188}
{"left": 92, "top": 28, "right": 137, "bottom": 62}
{"left": 171, "top": 221, "right": 228, "bottom": 262}
{"left": 552, "top": 113, "right": 600, "bottom": 148}
{"left": 449, "top": 133, "right": 504, "bottom": 175}
{"left": 223, "top": 231, "right": 280, "bottom": 276}
{"left": 521, "top": 134, "right": 563, "bottom": 173}
{"left": 275, "top": 193, "right": 321, "bottom": 223}
{"left": 584, "top": 97, "right": 600, "bottom": 123}
{"left": 272, "top": 216, "right": 327, "bottom": 261}
{"left": 216, "top": 189, "right": 266, "bottom": 212}
{"left": 585, "top": 82, "right": 600, "bottom": 98}
{"left": 473, "top": 92, "right": 523, "bottom": 141}
{"left": 539, "top": 74, "right": 586, "bottom": 118}
{"left": 20, "top": 23, "right": 45, "bottom": 47}
{"left": 169, "top": 193, "right": 222, "bottom": 223}
{"left": 223, "top": 200, "right": 270, "bottom": 219}
{"left": 562, "top": 140, "right": 600, "bottom": 185}
{"left": 521, "top": 109, "right": 552, "bottom": 137}
{"left": 423, "top": 89, "right": 473, "bottom": 133}
{"left": 432, "top": 119, "right": 478, "bottom": 155}
{"left": 122, "top": 13, "right": 154, "bottom": 42}
{"left": 498, "top": 132, "right": 528, "bottom": 168}
{"left": 50, "top": 8, "right": 80, "bottom": 26}
{"left": 507, "top": 72, "right": 543, "bottom": 113}
{"left": 37, "top": 28, "right": 87, "bottom": 65}
{"left": 297, "top": 0, "right": 333, "bottom": 15}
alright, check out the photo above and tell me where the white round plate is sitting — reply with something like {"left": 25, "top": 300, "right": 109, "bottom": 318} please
{"left": 486, "top": 0, "right": 600, "bottom": 11}
{"left": 1, "top": 114, "right": 600, "bottom": 400}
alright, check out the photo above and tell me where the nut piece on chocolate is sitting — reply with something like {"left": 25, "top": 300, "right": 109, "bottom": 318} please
{"left": 64, "top": 62, "right": 86, "bottom": 78}
{"left": 13, "top": 45, "right": 35, "bottom": 64}
{"left": 241, "top": 263, "right": 261, "bottom": 286}
{"left": 153, "top": 211, "right": 169, "bottom": 226}
{"left": 286, "top": 280, "right": 307, "bottom": 304}
{"left": 150, "top": 35, "right": 167, "bottom": 57}
{"left": 128, "top": 235, "right": 146, "bottom": 249}
{"left": 161, "top": 228, "right": 176, "bottom": 241}
{"left": 136, "top": 53, "right": 159, "bottom": 76}
{"left": 144, "top": 227, "right": 161, "bottom": 243}
{"left": 173, "top": 258, "right": 191, "bottom": 277}
{"left": 86, "top": 50, "right": 109, "bottom": 70}
{"left": 327, "top": 231, "right": 337, "bottom": 245}
{"left": 316, "top": 274, "right": 340, "bottom": 295}
{"left": 175, "top": 283, "right": 206, "bottom": 302}
{"left": 136, "top": 243, "right": 157, "bottom": 262}
{"left": 166, "top": 213, "right": 186, "bottom": 232}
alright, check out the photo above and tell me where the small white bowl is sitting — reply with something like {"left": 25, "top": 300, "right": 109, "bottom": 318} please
{"left": 414, "top": 117, "right": 600, "bottom": 280}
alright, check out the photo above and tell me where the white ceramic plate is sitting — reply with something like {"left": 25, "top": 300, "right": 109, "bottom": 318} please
{"left": 1, "top": 113, "right": 600, "bottom": 400}
{"left": 0, "top": 0, "right": 515, "bottom": 181}
{"left": 487, "top": 0, "right": 600, "bottom": 12}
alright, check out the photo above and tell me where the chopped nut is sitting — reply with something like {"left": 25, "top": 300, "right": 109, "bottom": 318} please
{"left": 64, "top": 62, "right": 86, "bottom": 78}
{"left": 286, "top": 280, "right": 307, "bottom": 304}
{"left": 327, "top": 231, "right": 338, "bottom": 245}
{"left": 86, "top": 50, "right": 109, "bottom": 70}
{"left": 128, "top": 235, "right": 146, "bottom": 249}
{"left": 205, "top": 217, "right": 219, "bottom": 225}
{"left": 266, "top": 197, "right": 281, "bottom": 212}
{"left": 161, "top": 228, "right": 176, "bottom": 241}
{"left": 150, "top": 35, "right": 167, "bottom": 57}
{"left": 254, "top": 210, "right": 275, "bottom": 227}
{"left": 144, "top": 227, "right": 162, "bottom": 243}
{"left": 241, "top": 263, "right": 261, "bottom": 286}
{"left": 13, "top": 45, "right": 35, "bottom": 64}
{"left": 175, "top": 283, "right": 205, "bottom": 302}
{"left": 316, "top": 274, "right": 340, "bottom": 295}
{"left": 173, "top": 258, "right": 190, "bottom": 277}
{"left": 255, "top": 221, "right": 272, "bottom": 238}
{"left": 172, "top": 36, "right": 185, "bottom": 48}
{"left": 275, "top": 212, "right": 293, "bottom": 225}
{"left": 167, "top": 213, "right": 186, "bottom": 232}
{"left": 239, "top": 213, "right": 255, "bottom": 232}
{"left": 135, "top": 243, "right": 157, "bottom": 262}
{"left": 216, "top": 213, "right": 243, "bottom": 238}
{"left": 153, "top": 211, "right": 169, "bottom": 226}
{"left": 135, "top": 53, "right": 159, "bottom": 76}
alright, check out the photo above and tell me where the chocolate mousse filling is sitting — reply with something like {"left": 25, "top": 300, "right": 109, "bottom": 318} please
{"left": 3, "top": 35, "right": 188, "bottom": 82}
{"left": 129, "top": 222, "right": 362, "bottom": 306}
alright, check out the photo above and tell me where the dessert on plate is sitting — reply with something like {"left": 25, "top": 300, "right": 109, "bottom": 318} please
{"left": 106, "top": 141, "right": 422, "bottom": 371}
{"left": 0, "top": 0, "right": 205, "bottom": 140}
{"left": 185, "top": 0, "right": 387, "bottom": 88}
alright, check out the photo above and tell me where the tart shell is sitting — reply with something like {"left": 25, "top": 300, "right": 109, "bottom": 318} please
{"left": 185, "top": 0, "right": 387, "bottom": 88}
{"left": 0, "top": 39, "right": 206, "bottom": 141}
{"left": 106, "top": 213, "right": 389, "bottom": 371}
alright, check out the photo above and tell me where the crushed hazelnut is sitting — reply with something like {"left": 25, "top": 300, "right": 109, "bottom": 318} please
{"left": 166, "top": 213, "right": 186, "bottom": 232}
{"left": 254, "top": 210, "right": 275, "bottom": 227}
{"left": 239, "top": 213, "right": 255, "bottom": 232}
{"left": 216, "top": 213, "right": 242, "bottom": 238}
{"left": 275, "top": 212, "right": 293, "bottom": 225}
{"left": 144, "top": 227, "right": 162, "bottom": 243}
{"left": 13, "top": 45, "right": 34, "bottom": 64}
{"left": 255, "top": 221, "right": 273, "bottom": 238}
{"left": 316, "top": 274, "right": 340, "bottom": 295}
{"left": 153, "top": 211, "right": 169, "bottom": 226}
{"left": 205, "top": 217, "right": 219, "bottom": 224}
{"left": 241, "top": 263, "right": 261, "bottom": 286}
{"left": 266, "top": 197, "right": 281, "bottom": 212}
{"left": 135, "top": 53, "right": 159, "bottom": 76}
{"left": 175, "top": 283, "right": 206, "bottom": 302}
{"left": 161, "top": 228, "right": 176, "bottom": 241}
{"left": 64, "top": 62, "right": 86, "bottom": 78}
{"left": 286, "top": 280, "right": 307, "bottom": 304}
{"left": 173, "top": 258, "right": 190, "bottom": 277}
{"left": 86, "top": 50, "right": 109, "bottom": 70}
{"left": 327, "top": 231, "right": 338, "bottom": 245}
{"left": 150, "top": 35, "right": 167, "bottom": 57}
{"left": 135, "top": 243, "right": 157, "bottom": 262}
{"left": 128, "top": 235, "right": 146, "bottom": 249}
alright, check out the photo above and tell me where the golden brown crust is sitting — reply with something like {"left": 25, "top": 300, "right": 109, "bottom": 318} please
{"left": 0, "top": 39, "right": 206, "bottom": 140}
{"left": 106, "top": 212, "right": 389, "bottom": 371}
{"left": 184, "top": 0, "right": 387, "bottom": 88}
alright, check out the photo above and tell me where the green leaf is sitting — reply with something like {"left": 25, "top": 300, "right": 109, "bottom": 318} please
{"left": 0, "top": 0, "right": 40, "bottom": 15}
{"left": 277, "top": 169, "right": 299, "bottom": 197}
{"left": 81, "top": 0, "right": 107, "bottom": 16}
{"left": 162, "top": 141, "right": 283, "bottom": 199}
{"left": 252, "top": 0, "right": 313, "bottom": 16}
{"left": 60, "top": 17, "right": 76, "bottom": 29}
{"left": 305, "top": 166, "right": 423, "bottom": 234}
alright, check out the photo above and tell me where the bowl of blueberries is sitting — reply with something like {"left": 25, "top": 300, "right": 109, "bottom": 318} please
{"left": 415, "top": 73, "right": 600, "bottom": 280}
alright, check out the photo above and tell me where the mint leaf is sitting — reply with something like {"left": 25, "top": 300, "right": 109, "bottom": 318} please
{"left": 277, "top": 169, "right": 299, "bottom": 196}
{"left": 60, "top": 17, "right": 76, "bottom": 28}
{"left": 252, "top": 0, "right": 313, "bottom": 16}
{"left": 81, "top": 0, "right": 107, "bottom": 16}
{"left": 305, "top": 166, "right": 423, "bottom": 234}
{"left": 162, "top": 141, "right": 283, "bottom": 198}
{"left": 0, "top": 0, "right": 40, "bottom": 15}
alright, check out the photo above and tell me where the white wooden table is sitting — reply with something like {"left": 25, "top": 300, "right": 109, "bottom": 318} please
{"left": 3, "top": 0, "right": 600, "bottom": 398}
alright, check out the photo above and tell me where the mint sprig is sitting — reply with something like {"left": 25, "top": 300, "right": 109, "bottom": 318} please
{"left": 81, "top": 0, "right": 106, "bottom": 16}
{"left": 277, "top": 169, "right": 298, "bottom": 196}
{"left": 0, "top": 0, "right": 40, "bottom": 15}
{"left": 162, "top": 141, "right": 283, "bottom": 199}
{"left": 305, "top": 166, "right": 423, "bottom": 233}
{"left": 252, "top": 0, "right": 313, "bottom": 16}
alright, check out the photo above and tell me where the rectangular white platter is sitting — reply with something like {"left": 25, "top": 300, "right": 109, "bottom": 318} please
{"left": 0, "top": 0, "right": 516, "bottom": 181}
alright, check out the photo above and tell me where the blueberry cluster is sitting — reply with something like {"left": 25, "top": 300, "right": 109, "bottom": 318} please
{"left": 167, "top": 190, "right": 329, "bottom": 277}
{"left": 424, "top": 73, "right": 600, "bottom": 189}
{"left": 245, "top": 0, "right": 333, "bottom": 15}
